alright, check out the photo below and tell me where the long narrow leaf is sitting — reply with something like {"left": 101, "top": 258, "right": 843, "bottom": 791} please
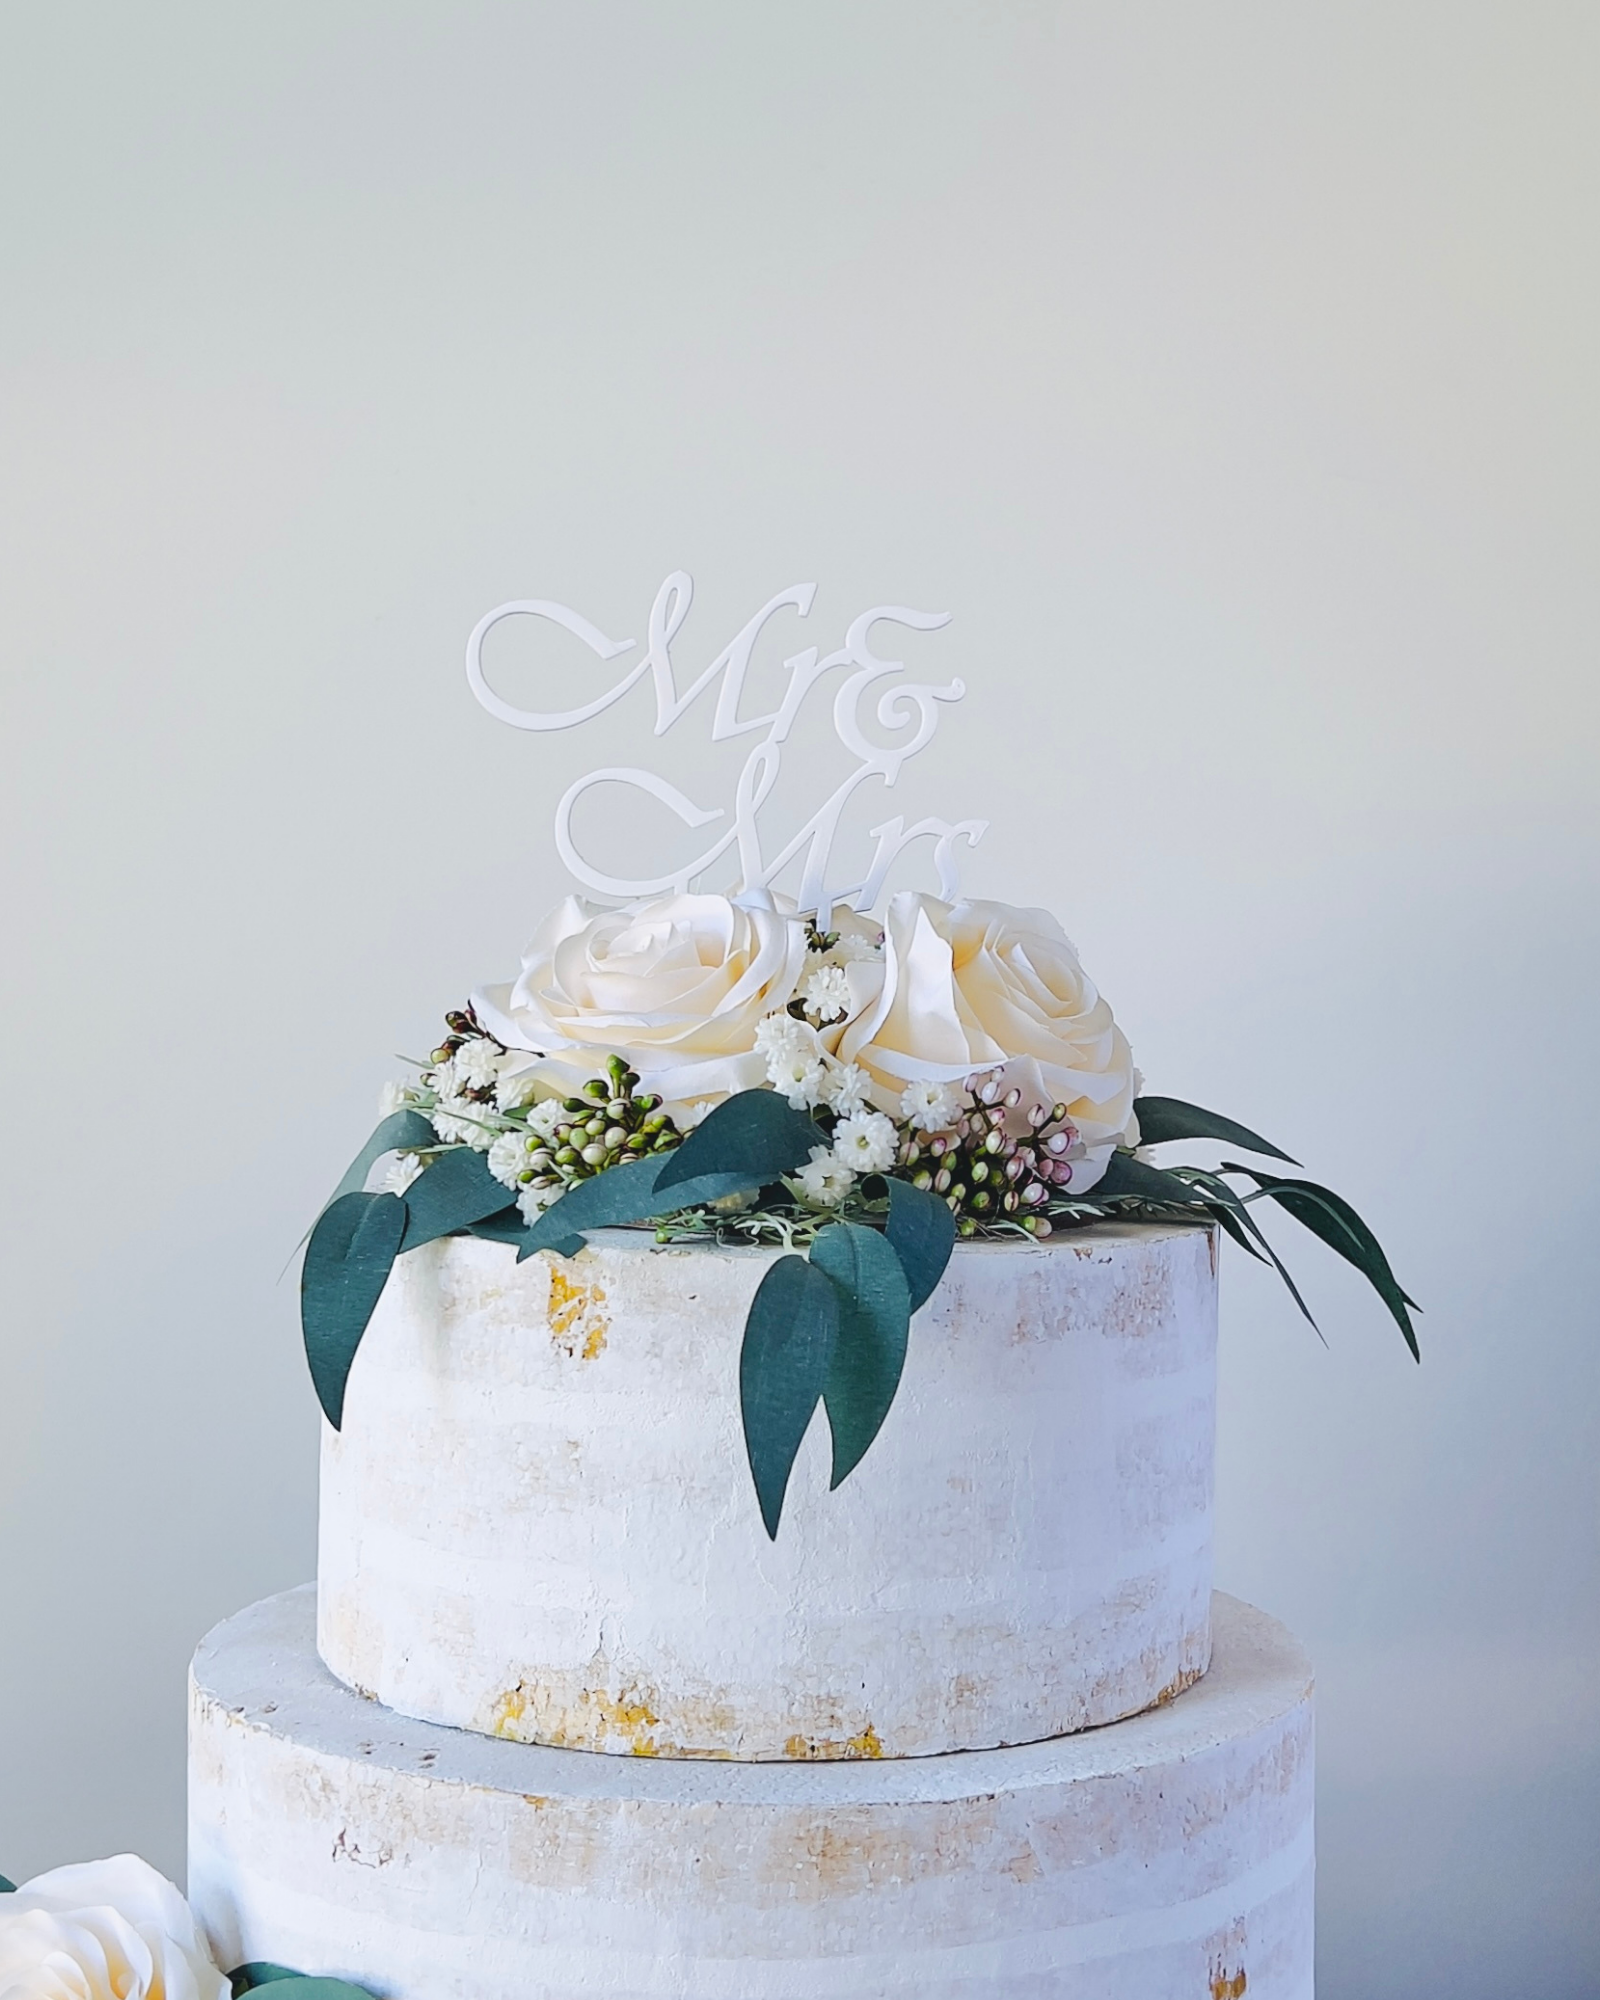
{"left": 1224, "top": 1166, "right": 1420, "bottom": 1360}
{"left": 740, "top": 1254, "right": 840, "bottom": 1539}
{"left": 813, "top": 1222, "right": 913, "bottom": 1490}
{"left": 1133, "top": 1095, "right": 1299, "bottom": 1164}
{"left": 1094, "top": 1151, "right": 1216, "bottom": 1208}
{"left": 1175, "top": 1165, "right": 1323, "bottom": 1336}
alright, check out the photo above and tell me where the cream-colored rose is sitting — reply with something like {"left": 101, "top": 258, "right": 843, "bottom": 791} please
{"left": 0, "top": 1854, "right": 229, "bottom": 2000}
{"left": 473, "top": 889, "right": 811, "bottom": 1115}
{"left": 836, "top": 892, "right": 1138, "bottom": 1191}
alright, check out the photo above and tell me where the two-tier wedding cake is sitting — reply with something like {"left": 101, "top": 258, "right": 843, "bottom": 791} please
{"left": 180, "top": 575, "right": 1414, "bottom": 1998}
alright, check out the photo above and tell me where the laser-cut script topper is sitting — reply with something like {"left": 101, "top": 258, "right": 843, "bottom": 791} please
{"left": 465, "top": 571, "right": 987, "bottom": 925}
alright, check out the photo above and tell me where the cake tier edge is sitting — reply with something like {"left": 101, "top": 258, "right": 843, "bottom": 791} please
{"left": 189, "top": 1585, "right": 1313, "bottom": 2000}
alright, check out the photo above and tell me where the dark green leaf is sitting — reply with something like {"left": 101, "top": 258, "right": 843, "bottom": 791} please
{"left": 516, "top": 1153, "right": 761, "bottom": 1261}
{"left": 1133, "top": 1096, "right": 1299, "bottom": 1165}
{"left": 739, "top": 1253, "right": 841, "bottom": 1539}
{"left": 397, "top": 1146, "right": 514, "bottom": 1252}
{"left": 0, "top": 1874, "right": 14, "bottom": 1893}
{"left": 883, "top": 1177, "right": 957, "bottom": 1313}
{"left": 301, "top": 1192, "right": 406, "bottom": 1429}
{"left": 1094, "top": 1152, "right": 1216, "bottom": 1207}
{"left": 1175, "top": 1165, "right": 1324, "bottom": 1336}
{"left": 812, "top": 1222, "right": 913, "bottom": 1490}
{"left": 1224, "top": 1166, "right": 1420, "bottom": 1360}
{"left": 229, "top": 1975, "right": 377, "bottom": 2000}
{"left": 325, "top": 1110, "right": 438, "bottom": 1208}
{"left": 653, "top": 1088, "right": 821, "bottom": 1195}
{"left": 465, "top": 1207, "right": 527, "bottom": 1245}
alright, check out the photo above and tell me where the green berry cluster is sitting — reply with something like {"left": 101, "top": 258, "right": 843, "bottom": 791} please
{"left": 516, "top": 1055, "right": 683, "bottom": 1208}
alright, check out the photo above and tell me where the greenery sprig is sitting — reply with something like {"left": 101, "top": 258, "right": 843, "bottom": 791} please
{"left": 302, "top": 1019, "right": 1417, "bottom": 1537}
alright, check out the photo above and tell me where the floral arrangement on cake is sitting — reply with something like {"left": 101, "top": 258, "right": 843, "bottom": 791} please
{"left": 304, "top": 884, "right": 1416, "bottom": 1536}
{"left": 0, "top": 1856, "right": 377, "bottom": 1999}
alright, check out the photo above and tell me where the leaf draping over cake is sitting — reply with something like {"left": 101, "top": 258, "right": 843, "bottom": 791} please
{"left": 299, "top": 1056, "right": 1419, "bottom": 1538}
{"left": 231, "top": 1965, "right": 379, "bottom": 1997}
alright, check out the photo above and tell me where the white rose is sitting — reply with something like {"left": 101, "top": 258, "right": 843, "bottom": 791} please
{"left": 473, "top": 889, "right": 811, "bottom": 1117}
{"left": 836, "top": 892, "right": 1137, "bottom": 1192}
{"left": 0, "top": 1854, "right": 229, "bottom": 2000}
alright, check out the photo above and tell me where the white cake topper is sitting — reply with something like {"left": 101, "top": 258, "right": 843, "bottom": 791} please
{"left": 465, "top": 571, "right": 987, "bottom": 924}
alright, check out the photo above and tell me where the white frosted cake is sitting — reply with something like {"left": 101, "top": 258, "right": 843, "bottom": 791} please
{"left": 182, "top": 573, "right": 1418, "bottom": 1997}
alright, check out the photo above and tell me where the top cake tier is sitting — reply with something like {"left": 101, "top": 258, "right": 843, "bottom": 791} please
{"left": 318, "top": 1221, "right": 1217, "bottom": 1760}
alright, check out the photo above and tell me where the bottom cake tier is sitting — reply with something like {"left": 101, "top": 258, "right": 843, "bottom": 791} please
{"left": 188, "top": 1588, "right": 1313, "bottom": 2000}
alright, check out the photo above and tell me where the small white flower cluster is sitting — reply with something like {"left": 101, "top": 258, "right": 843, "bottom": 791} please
{"left": 752, "top": 1010, "right": 901, "bottom": 1210}
{"left": 753, "top": 1011, "right": 866, "bottom": 1114}
{"left": 423, "top": 1037, "right": 515, "bottom": 1151}
{"left": 794, "top": 920, "right": 882, "bottom": 1028}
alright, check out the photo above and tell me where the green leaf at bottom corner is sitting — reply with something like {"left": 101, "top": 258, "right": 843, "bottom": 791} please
{"left": 0, "top": 1873, "right": 14, "bottom": 1893}
{"left": 812, "top": 1221, "right": 913, "bottom": 1491}
{"left": 739, "top": 1253, "right": 841, "bottom": 1540}
{"left": 301, "top": 1190, "right": 407, "bottom": 1430}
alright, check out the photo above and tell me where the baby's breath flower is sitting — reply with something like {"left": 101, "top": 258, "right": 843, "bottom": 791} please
{"left": 768, "top": 1046, "right": 828, "bottom": 1109}
{"left": 680, "top": 1099, "right": 715, "bottom": 1130}
{"left": 900, "top": 1078, "right": 959, "bottom": 1131}
{"left": 831, "top": 1110, "right": 898, "bottom": 1174}
{"left": 487, "top": 1131, "right": 532, "bottom": 1190}
{"left": 754, "top": 1010, "right": 807, "bottom": 1060}
{"left": 495, "top": 1067, "right": 542, "bottom": 1112}
{"left": 822, "top": 1062, "right": 872, "bottom": 1116}
{"left": 384, "top": 1152, "right": 424, "bottom": 1194}
{"left": 802, "top": 962, "right": 853, "bottom": 1023}
{"left": 517, "top": 1181, "right": 559, "bottom": 1223}
{"left": 430, "top": 1094, "right": 496, "bottom": 1149}
{"left": 796, "top": 1146, "right": 855, "bottom": 1207}
{"left": 453, "top": 1038, "right": 507, "bottom": 1090}
{"left": 524, "top": 1096, "right": 567, "bottom": 1140}
{"left": 827, "top": 931, "right": 882, "bottom": 964}
{"left": 378, "top": 1078, "right": 417, "bottom": 1117}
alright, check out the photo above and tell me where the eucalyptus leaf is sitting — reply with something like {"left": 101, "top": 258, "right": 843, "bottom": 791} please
{"left": 1224, "top": 1166, "right": 1420, "bottom": 1360}
{"left": 0, "top": 1874, "right": 14, "bottom": 1893}
{"left": 397, "top": 1146, "right": 514, "bottom": 1252}
{"left": 1094, "top": 1152, "right": 1216, "bottom": 1207}
{"left": 230, "top": 1974, "right": 377, "bottom": 2000}
{"left": 739, "top": 1253, "right": 841, "bottom": 1539}
{"left": 1132, "top": 1095, "right": 1299, "bottom": 1165}
{"left": 517, "top": 1153, "right": 762, "bottom": 1261}
{"left": 465, "top": 1207, "right": 527, "bottom": 1245}
{"left": 325, "top": 1110, "right": 438, "bottom": 1208}
{"left": 301, "top": 1191, "right": 407, "bottom": 1429}
{"left": 813, "top": 1221, "right": 913, "bottom": 1490}
{"left": 653, "top": 1088, "right": 821, "bottom": 1195}
{"left": 883, "top": 1177, "right": 957, "bottom": 1313}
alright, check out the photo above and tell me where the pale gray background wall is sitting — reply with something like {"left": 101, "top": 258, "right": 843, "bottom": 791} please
{"left": 2, "top": 5, "right": 1596, "bottom": 1994}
